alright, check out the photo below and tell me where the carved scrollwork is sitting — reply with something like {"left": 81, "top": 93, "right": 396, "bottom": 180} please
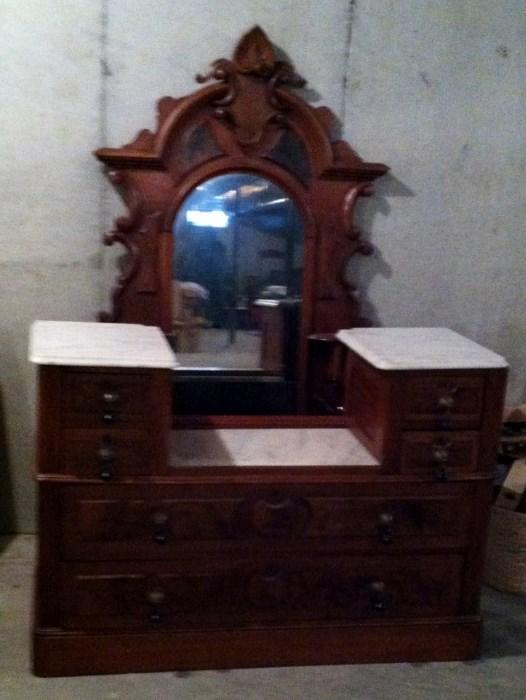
{"left": 194, "top": 26, "right": 306, "bottom": 150}
{"left": 95, "top": 26, "right": 388, "bottom": 342}
{"left": 98, "top": 173, "right": 143, "bottom": 323}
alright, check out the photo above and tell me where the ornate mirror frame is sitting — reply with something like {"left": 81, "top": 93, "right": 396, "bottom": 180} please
{"left": 95, "top": 26, "right": 388, "bottom": 417}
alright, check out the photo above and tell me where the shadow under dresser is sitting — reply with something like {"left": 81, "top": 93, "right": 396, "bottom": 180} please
{"left": 30, "top": 322, "right": 507, "bottom": 676}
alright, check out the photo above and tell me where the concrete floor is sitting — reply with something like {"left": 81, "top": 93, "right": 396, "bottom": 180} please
{"left": 1, "top": 536, "right": 525, "bottom": 700}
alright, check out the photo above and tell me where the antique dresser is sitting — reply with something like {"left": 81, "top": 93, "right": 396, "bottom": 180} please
{"left": 30, "top": 28, "right": 508, "bottom": 676}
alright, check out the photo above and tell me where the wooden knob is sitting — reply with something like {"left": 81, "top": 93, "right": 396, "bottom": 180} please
{"left": 99, "top": 465, "right": 114, "bottom": 481}
{"left": 431, "top": 442, "right": 451, "bottom": 464}
{"left": 102, "top": 390, "right": 120, "bottom": 405}
{"left": 369, "top": 581, "right": 387, "bottom": 611}
{"left": 377, "top": 512, "right": 395, "bottom": 544}
{"left": 101, "top": 412, "right": 118, "bottom": 425}
{"left": 146, "top": 589, "right": 166, "bottom": 606}
{"left": 152, "top": 511, "right": 170, "bottom": 544}
{"left": 97, "top": 442, "right": 115, "bottom": 463}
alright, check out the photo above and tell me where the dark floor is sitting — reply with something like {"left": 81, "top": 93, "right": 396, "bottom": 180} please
{"left": 1, "top": 535, "right": 525, "bottom": 699}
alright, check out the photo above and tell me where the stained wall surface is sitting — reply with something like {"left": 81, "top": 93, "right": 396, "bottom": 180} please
{"left": 0, "top": 1, "right": 524, "bottom": 532}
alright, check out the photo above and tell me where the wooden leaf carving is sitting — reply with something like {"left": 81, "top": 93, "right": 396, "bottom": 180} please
{"left": 234, "top": 26, "right": 277, "bottom": 76}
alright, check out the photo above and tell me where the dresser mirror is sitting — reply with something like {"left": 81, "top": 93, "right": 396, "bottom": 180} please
{"left": 172, "top": 171, "right": 303, "bottom": 371}
{"left": 95, "top": 26, "right": 388, "bottom": 420}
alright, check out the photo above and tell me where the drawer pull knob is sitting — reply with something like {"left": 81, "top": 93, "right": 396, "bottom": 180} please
{"left": 431, "top": 442, "right": 451, "bottom": 464}
{"left": 146, "top": 588, "right": 166, "bottom": 623}
{"left": 432, "top": 440, "right": 451, "bottom": 481}
{"left": 99, "top": 465, "right": 114, "bottom": 481}
{"left": 102, "top": 390, "right": 120, "bottom": 405}
{"left": 96, "top": 437, "right": 115, "bottom": 480}
{"left": 97, "top": 444, "right": 115, "bottom": 463}
{"left": 101, "top": 412, "right": 119, "bottom": 425}
{"left": 369, "top": 581, "right": 387, "bottom": 612}
{"left": 377, "top": 512, "right": 395, "bottom": 544}
{"left": 434, "top": 465, "right": 448, "bottom": 482}
{"left": 152, "top": 511, "right": 170, "bottom": 544}
{"left": 436, "top": 386, "right": 459, "bottom": 412}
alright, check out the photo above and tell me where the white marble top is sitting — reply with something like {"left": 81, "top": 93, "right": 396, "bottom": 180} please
{"left": 29, "top": 321, "right": 178, "bottom": 368}
{"left": 170, "top": 428, "right": 379, "bottom": 467}
{"left": 336, "top": 327, "right": 507, "bottom": 370}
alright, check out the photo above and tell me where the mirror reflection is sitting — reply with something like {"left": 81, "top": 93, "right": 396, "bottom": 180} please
{"left": 172, "top": 173, "right": 303, "bottom": 372}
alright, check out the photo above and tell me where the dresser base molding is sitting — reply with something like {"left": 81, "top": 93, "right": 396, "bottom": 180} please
{"left": 33, "top": 619, "right": 482, "bottom": 677}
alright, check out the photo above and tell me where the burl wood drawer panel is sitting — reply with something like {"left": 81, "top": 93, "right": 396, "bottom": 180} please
{"left": 61, "top": 482, "right": 473, "bottom": 560}
{"left": 61, "top": 554, "right": 464, "bottom": 630}
{"left": 60, "top": 371, "right": 149, "bottom": 429}
{"left": 399, "top": 431, "right": 480, "bottom": 479}
{"left": 401, "top": 375, "right": 485, "bottom": 429}
{"left": 60, "top": 431, "right": 151, "bottom": 479}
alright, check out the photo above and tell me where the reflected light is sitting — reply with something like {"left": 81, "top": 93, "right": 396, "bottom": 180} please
{"left": 186, "top": 210, "right": 230, "bottom": 228}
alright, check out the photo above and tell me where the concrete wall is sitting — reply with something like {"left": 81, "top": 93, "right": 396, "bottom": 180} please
{"left": 0, "top": 1, "right": 524, "bottom": 532}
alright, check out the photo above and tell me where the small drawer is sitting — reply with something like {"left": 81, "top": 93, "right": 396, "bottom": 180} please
{"left": 400, "top": 431, "right": 480, "bottom": 480}
{"left": 401, "top": 375, "right": 485, "bottom": 429}
{"left": 60, "top": 371, "right": 148, "bottom": 429}
{"left": 61, "top": 482, "right": 473, "bottom": 560}
{"left": 61, "top": 432, "right": 152, "bottom": 480}
{"left": 61, "top": 554, "right": 464, "bottom": 630}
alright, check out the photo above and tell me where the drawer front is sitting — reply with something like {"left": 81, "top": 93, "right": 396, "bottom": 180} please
{"left": 60, "top": 432, "right": 151, "bottom": 479}
{"left": 61, "top": 371, "right": 149, "bottom": 428}
{"left": 400, "top": 431, "right": 480, "bottom": 479}
{"left": 61, "top": 554, "right": 464, "bottom": 630}
{"left": 401, "top": 376, "right": 485, "bottom": 429}
{"left": 62, "top": 483, "right": 472, "bottom": 559}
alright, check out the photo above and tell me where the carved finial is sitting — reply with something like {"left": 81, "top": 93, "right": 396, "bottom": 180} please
{"left": 234, "top": 26, "right": 276, "bottom": 77}
{"left": 196, "top": 26, "right": 305, "bottom": 88}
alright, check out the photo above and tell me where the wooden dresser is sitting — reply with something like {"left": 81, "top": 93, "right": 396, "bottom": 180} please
{"left": 30, "top": 322, "right": 507, "bottom": 676}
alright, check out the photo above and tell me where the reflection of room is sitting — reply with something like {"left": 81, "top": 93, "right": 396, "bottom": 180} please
{"left": 172, "top": 173, "right": 303, "bottom": 371}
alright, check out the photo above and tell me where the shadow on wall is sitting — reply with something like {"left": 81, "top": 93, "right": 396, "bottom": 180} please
{"left": 346, "top": 173, "right": 415, "bottom": 326}
{"left": 0, "top": 384, "right": 16, "bottom": 541}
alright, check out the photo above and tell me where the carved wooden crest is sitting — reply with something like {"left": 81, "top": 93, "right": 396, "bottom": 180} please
{"left": 95, "top": 26, "right": 388, "bottom": 340}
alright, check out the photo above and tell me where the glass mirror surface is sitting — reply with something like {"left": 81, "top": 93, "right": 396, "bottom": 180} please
{"left": 172, "top": 173, "right": 303, "bottom": 372}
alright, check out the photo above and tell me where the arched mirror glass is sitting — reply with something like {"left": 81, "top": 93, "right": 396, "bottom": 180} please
{"left": 172, "top": 173, "right": 304, "bottom": 374}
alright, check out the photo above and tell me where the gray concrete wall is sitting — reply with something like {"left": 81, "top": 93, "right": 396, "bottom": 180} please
{"left": 0, "top": 1, "right": 524, "bottom": 532}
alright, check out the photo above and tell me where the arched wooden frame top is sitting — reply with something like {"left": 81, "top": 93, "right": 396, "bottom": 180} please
{"left": 95, "top": 26, "right": 388, "bottom": 393}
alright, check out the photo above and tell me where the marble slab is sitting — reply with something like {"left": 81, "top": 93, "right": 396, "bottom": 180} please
{"left": 29, "top": 321, "right": 178, "bottom": 368}
{"left": 170, "top": 428, "right": 379, "bottom": 467}
{"left": 336, "top": 327, "right": 508, "bottom": 370}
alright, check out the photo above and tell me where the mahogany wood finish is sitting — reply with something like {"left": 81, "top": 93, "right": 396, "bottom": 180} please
{"left": 94, "top": 26, "right": 388, "bottom": 415}
{"left": 32, "top": 27, "right": 507, "bottom": 677}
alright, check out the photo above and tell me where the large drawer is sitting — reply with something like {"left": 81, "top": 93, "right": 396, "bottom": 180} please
{"left": 61, "top": 554, "right": 464, "bottom": 630}
{"left": 61, "top": 482, "right": 473, "bottom": 559}
{"left": 401, "top": 375, "right": 485, "bottom": 429}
